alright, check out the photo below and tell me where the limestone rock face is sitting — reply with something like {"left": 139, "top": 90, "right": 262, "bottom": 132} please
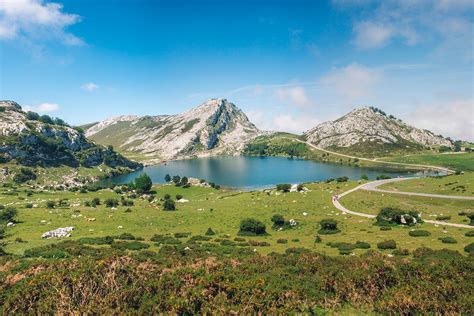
{"left": 304, "top": 107, "right": 453, "bottom": 149}
{"left": 0, "top": 101, "right": 141, "bottom": 169}
{"left": 86, "top": 99, "right": 266, "bottom": 161}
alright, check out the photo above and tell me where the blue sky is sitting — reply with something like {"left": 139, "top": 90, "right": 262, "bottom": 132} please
{"left": 0, "top": 0, "right": 473, "bottom": 140}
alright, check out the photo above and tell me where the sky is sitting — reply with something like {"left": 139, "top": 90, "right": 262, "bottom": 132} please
{"left": 0, "top": 0, "right": 473, "bottom": 140}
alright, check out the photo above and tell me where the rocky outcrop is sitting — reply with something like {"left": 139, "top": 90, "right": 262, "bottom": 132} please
{"left": 0, "top": 101, "right": 141, "bottom": 169}
{"left": 86, "top": 99, "right": 266, "bottom": 161}
{"left": 304, "top": 107, "right": 453, "bottom": 150}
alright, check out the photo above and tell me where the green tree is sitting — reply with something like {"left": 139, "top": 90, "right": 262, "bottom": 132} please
{"left": 271, "top": 214, "right": 285, "bottom": 227}
{"left": 0, "top": 207, "right": 17, "bottom": 223}
{"left": 130, "top": 173, "right": 152, "bottom": 193}
{"left": 164, "top": 174, "right": 171, "bottom": 182}
{"left": 238, "top": 218, "right": 267, "bottom": 236}
{"left": 318, "top": 219, "right": 340, "bottom": 235}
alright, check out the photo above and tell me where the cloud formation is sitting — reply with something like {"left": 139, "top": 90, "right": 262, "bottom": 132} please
{"left": 276, "top": 86, "right": 310, "bottom": 107}
{"left": 0, "top": 0, "right": 83, "bottom": 45}
{"left": 23, "top": 102, "right": 59, "bottom": 113}
{"left": 406, "top": 99, "right": 474, "bottom": 142}
{"left": 335, "top": 0, "right": 474, "bottom": 50}
{"left": 272, "top": 114, "right": 320, "bottom": 134}
{"left": 320, "top": 63, "right": 381, "bottom": 99}
{"left": 81, "top": 82, "right": 99, "bottom": 92}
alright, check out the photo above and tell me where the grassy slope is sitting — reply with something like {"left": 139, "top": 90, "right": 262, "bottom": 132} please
{"left": 381, "top": 152, "right": 474, "bottom": 172}
{"left": 3, "top": 175, "right": 473, "bottom": 256}
{"left": 380, "top": 172, "right": 474, "bottom": 197}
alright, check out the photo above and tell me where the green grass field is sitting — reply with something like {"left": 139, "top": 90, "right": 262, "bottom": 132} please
{"left": 3, "top": 174, "right": 473, "bottom": 256}
{"left": 380, "top": 172, "right": 474, "bottom": 196}
{"left": 381, "top": 152, "right": 474, "bottom": 172}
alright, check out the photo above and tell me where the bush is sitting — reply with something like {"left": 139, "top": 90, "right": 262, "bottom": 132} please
{"left": 277, "top": 239, "right": 288, "bottom": 244}
{"left": 314, "top": 235, "right": 322, "bottom": 243}
{"left": 377, "top": 240, "right": 397, "bottom": 249}
{"left": 380, "top": 226, "right": 392, "bottom": 231}
{"left": 150, "top": 235, "right": 182, "bottom": 244}
{"left": 360, "top": 174, "right": 369, "bottom": 180}
{"left": 354, "top": 241, "right": 371, "bottom": 249}
{"left": 376, "top": 175, "right": 391, "bottom": 180}
{"left": 13, "top": 168, "right": 37, "bottom": 184}
{"left": 175, "top": 194, "right": 183, "bottom": 200}
{"left": 392, "top": 248, "right": 410, "bottom": 256}
{"left": 409, "top": 230, "right": 431, "bottom": 237}
{"left": 205, "top": 227, "right": 216, "bottom": 236}
{"left": 464, "top": 243, "right": 474, "bottom": 254}
{"left": 467, "top": 213, "right": 474, "bottom": 226}
{"left": 0, "top": 206, "right": 18, "bottom": 223}
{"left": 439, "top": 237, "right": 457, "bottom": 244}
{"left": 375, "top": 207, "right": 421, "bottom": 226}
{"left": 164, "top": 174, "right": 171, "bottom": 182}
{"left": 220, "top": 239, "right": 236, "bottom": 246}
{"left": 318, "top": 219, "right": 340, "bottom": 235}
{"left": 105, "top": 199, "right": 119, "bottom": 208}
{"left": 238, "top": 218, "right": 267, "bottom": 236}
{"left": 78, "top": 236, "right": 114, "bottom": 245}
{"left": 271, "top": 214, "right": 285, "bottom": 227}
{"left": 465, "top": 231, "right": 474, "bottom": 237}
{"left": 436, "top": 215, "right": 451, "bottom": 221}
{"left": 174, "top": 232, "right": 191, "bottom": 238}
{"left": 92, "top": 198, "right": 101, "bottom": 206}
{"left": 276, "top": 184, "right": 291, "bottom": 192}
{"left": 336, "top": 176, "right": 348, "bottom": 183}
{"left": 163, "top": 194, "right": 171, "bottom": 200}
{"left": 46, "top": 201, "right": 55, "bottom": 209}
{"left": 163, "top": 199, "right": 176, "bottom": 211}
{"left": 111, "top": 241, "right": 150, "bottom": 251}
{"left": 116, "top": 233, "right": 136, "bottom": 240}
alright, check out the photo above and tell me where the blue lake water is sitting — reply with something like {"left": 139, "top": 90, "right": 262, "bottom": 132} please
{"left": 102, "top": 156, "right": 418, "bottom": 190}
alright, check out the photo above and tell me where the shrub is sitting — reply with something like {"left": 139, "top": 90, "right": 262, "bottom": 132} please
{"left": 318, "top": 219, "right": 340, "bottom": 235}
{"left": 116, "top": 233, "right": 136, "bottom": 240}
{"left": 105, "top": 199, "right": 119, "bottom": 208}
{"left": 436, "top": 215, "right": 451, "bottom": 221}
{"left": 336, "top": 176, "right": 348, "bottom": 183}
{"left": 380, "top": 226, "right": 392, "bottom": 231}
{"left": 111, "top": 241, "right": 150, "bottom": 251}
{"left": 467, "top": 213, "right": 474, "bottom": 226}
{"left": 13, "top": 168, "right": 37, "bottom": 184}
{"left": 314, "top": 235, "right": 322, "bottom": 243}
{"left": 174, "top": 232, "right": 191, "bottom": 238}
{"left": 439, "top": 237, "right": 457, "bottom": 244}
{"left": 409, "top": 230, "right": 431, "bottom": 237}
{"left": 150, "top": 235, "right": 181, "bottom": 244}
{"left": 360, "top": 174, "right": 369, "bottom": 180}
{"left": 0, "top": 206, "right": 18, "bottom": 223}
{"left": 163, "top": 194, "right": 171, "bottom": 200}
{"left": 25, "top": 203, "right": 33, "bottom": 209}
{"left": 271, "top": 214, "right": 285, "bottom": 227}
{"left": 163, "top": 199, "right": 176, "bottom": 211}
{"left": 238, "top": 218, "right": 267, "bottom": 236}
{"left": 354, "top": 241, "right": 371, "bottom": 249}
{"left": 377, "top": 240, "right": 397, "bottom": 249}
{"left": 220, "top": 239, "right": 236, "bottom": 246}
{"left": 234, "top": 237, "right": 246, "bottom": 242}
{"left": 464, "top": 243, "right": 474, "bottom": 254}
{"left": 46, "top": 201, "right": 55, "bottom": 209}
{"left": 392, "top": 248, "right": 410, "bottom": 256}
{"left": 92, "top": 198, "right": 101, "bottom": 206}
{"left": 248, "top": 240, "right": 270, "bottom": 247}
{"left": 277, "top": 239, "right": 288, "bottom": 244}
{"left": 465, "top": 231, "right": 474, "bottom": 237}
{"left": 276, "top": 184, "right": 291, "bottom": 192}
{"left": 78, "top": 236, "right": 114, "bottom": 245}
{"left": 164, "top": 174, "right": 171, "bottom": 182}
{"left": 175, "top": 194, "right": 183, "bottom": 200}
{"left": 205, "top": 227, "right": 216, "bottom": 236}
{"left": 189, "top": 235, "right": 212, "bottom": 242}
{"left": 375, "top": 207, "right": 421, "bottom": 226}
{"left": 376, "top": 175, "right": 391, "bottom": 180}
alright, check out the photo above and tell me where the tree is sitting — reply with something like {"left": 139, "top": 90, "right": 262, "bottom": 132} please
{"left": 163, "top": 199, "right": 176, "bottom": 211}
{"left": 318, "top": 219, "right": 340, "bottom": 235}
{"left": 130, "top": 173, "right": 152, "bottom": 193}
{"left": 180, "top": 176, "right": 188, "bottom": 186}
{"left": 26, "top": 111, "right": 40, "bottom": 121}
{"left": 467, "top": 213, "right": 474, "bottom": 226}
{"left": 238, "top": 218, "right": 267, "bottom": 236}
{"left": 360, "top": 174, "right": 369, "bottom": 180}
{"left": 172, "top": 175, "right": 181, "bottom": 184}
{"left": 13, "top": 168, "right": 37, "bottom": 184}
{"left": 164, "top": 174, "right": 171, "bottom": 182}
{"left": 205, "top": 227, "right": 216, "bottom": 236}
{"left": 39, "top": 115, "right": 54, "bottom": 124}
{"left": 105, "top": 198, "right": 119, "bottom": 208}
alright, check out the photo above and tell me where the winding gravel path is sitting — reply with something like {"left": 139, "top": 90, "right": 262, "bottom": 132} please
{"left": 332, "top": 177, "right": 474, "bottom": 229}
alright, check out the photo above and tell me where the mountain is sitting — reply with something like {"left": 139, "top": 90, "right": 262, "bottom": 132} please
{"left": 85, "top": 98, "right": 265, "bottom": 163}
{"left": 304, "top": 106, "right": 453, "bottom": 156}
{"left": 0, "top": 101, "right": 141, "bottom": 185}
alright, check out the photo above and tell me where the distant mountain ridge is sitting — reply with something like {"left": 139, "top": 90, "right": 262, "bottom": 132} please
{"left": 85, "top": 98, "right": 266, "bottom": 163}
{"left": 304, "top": 106, "right": 453, "bottom": 156}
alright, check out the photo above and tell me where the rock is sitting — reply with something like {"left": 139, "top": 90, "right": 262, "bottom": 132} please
{"left": 6, "top": 222, "right": 15, "bottom": 227}
{"left": 41, "top": 226, "right": 74, "bottom": 239}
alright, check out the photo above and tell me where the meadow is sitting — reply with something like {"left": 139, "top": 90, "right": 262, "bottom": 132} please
{"left": 2, "top": 173, "right": 473, "bottom": 256}
{"left": 381, "top": 152, "right": 474, "bottom": 172}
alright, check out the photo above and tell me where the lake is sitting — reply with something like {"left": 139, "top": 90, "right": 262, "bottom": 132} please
{"left": 101, "top": 156, "right": 419, "bottom": 190}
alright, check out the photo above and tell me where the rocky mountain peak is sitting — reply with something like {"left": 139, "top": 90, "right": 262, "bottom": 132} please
{"left": 0, "top": 100, "right": 22, "bottom": 110}
{"left": 305, "top": 106, "right": 453, "bottom": 153}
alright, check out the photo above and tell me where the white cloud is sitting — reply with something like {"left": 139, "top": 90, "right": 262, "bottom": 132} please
{"left": 406, "top": 99, "right": 474, "bottom": 141}
{"left": 339, "top": 0, "right": 474, "bottom": 50}
{"left": 276, "top": 86, "right": 310, "bottom": 106}
{"left": 23, "top": 102, "right": 59, "bottom": 113}
{"left": 272, "top": 114, "right": 320, "bottom": 134}
{"left": 320, "top": 63, "right": 381, "bottom": 99}
{"left": 81, "top": 82, "right": 99, "bottom": 92}
{"left": 0, "top": 0, "right": 83, "bottom": 45}
{"left": 354, "top": 21, "right": 393, "bottom": 49}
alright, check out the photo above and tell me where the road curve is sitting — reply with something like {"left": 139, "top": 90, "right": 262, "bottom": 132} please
{"left": 333, "top": 177, "right": 474, "bottom": 228}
